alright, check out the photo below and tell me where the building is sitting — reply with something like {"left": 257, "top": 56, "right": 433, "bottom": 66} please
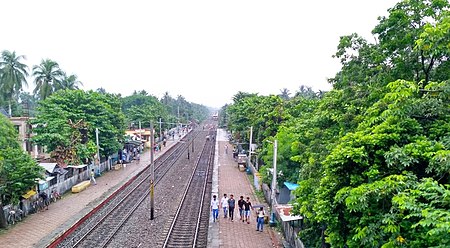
{"left": 9, "top": 117, "right": 45, "bottom": 159}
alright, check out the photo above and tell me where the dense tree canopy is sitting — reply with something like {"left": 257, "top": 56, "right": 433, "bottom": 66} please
{"left": 224, "top": 1, "right": 450, "bottom": 247}
{"left": 122, "top": 90, "right": 170, "bottom": 129}
{"left": 31, "top": 90, "right": 126, "bottom": 165}
{"left": 0, "top": 114, "right": 43, "bottom": 206}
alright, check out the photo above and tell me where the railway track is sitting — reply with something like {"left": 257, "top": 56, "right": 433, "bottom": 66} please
{"left": 49, "top": 129, "right": 203, "bottom": 248}
{"left": 162, "top": 133, "right": 215, "bottom": 248}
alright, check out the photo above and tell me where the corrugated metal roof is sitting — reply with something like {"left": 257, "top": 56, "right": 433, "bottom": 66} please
{"left": 283, "top": 181, "right": 299, "bottom": 191}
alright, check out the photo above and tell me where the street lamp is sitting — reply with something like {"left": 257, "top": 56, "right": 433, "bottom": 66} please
{"left": 266, "top": 139, "right": 278, "bottom": 226}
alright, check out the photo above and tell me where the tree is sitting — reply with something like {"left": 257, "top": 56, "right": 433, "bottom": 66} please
{"left": 373, "top": 0, "right": 449, "bottom": 86}
{"left": 96, "top": 87, "right": 107, "bottom": 94}
{"left": 17, "top": 92, "right": 38, "bottom": 117}
{"left": 122, "top": 91, "right": 169, "bottom": 128}
{"left": 0, "top": 114, "right": 43, "bottom": 228}
{"left": 56, "top": 73, "right": 83, "bottom": 90}
{"left": 31, "top": 90, "right": 126, "bottom": 165}
{"left": 294, "top": 85, "right": 316, "bottom": 99}
{"left": 279, "top": 88, "right": 291, "bottom": 100}
{"left": 0, "top": 50, "right": 29, "bottom": 116}
{"left": 32, "top": 59, "right": 63, "bottom": 100}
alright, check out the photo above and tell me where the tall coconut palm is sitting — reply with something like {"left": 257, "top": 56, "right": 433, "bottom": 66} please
{"left": 0, "top": 50, "right": 29, "bottom": 116}
{"left": 56, "top": 72, "right": 83, "bottom": 90}
{"left": 279, "top": 88, "right": 291, "bottom": 100}
{"left": 32, "top": 59, "right": 63, "bottom": 100}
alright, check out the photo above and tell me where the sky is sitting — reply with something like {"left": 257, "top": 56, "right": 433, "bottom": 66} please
{"left": 1, "top": 0, "right": 400, "bottom": 109}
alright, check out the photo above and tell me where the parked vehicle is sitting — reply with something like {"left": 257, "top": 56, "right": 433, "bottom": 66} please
{"left": 237, "top": 154, "right": 247, "bottom": 167}
{"left": 50, "top": 189, "right": 62, "bottom": 202}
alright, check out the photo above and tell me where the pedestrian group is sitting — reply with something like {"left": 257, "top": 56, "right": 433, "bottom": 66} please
{"left": 211, "top": 194, "right": 266, "bottom": 232}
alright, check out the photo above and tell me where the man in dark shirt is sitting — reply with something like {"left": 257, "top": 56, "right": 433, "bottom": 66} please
{"left": 244, "top": 197, "right": 252, "bottom": 224}
{"left": 228, "top": 194, "right": 236, "bottom": 221}
{"left": 39, "top": 191, "right": 49, "bottom": 210}
{"left": 238, "top": 196, "right": 245, "bottom": 221}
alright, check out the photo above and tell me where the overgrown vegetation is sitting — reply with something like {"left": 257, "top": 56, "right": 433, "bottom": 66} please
{"left": 223, "top": 1, "right": 450, "bottom": 246}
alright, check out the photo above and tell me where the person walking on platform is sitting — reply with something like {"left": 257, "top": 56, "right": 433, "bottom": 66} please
{"left": 211, "top": 195, "right": 219, "bottom": 222}
{"left": 228, "top": 194, "right": 236, "bottom": 221}
{"left": 220, "top": 194, "right": 229, "bottom": 218}
{"left": 256, "top": 207, "right": 266, "bottom": 231}
{"left": 238, "top": 196, "right": 245, "bottom": 221}
{"left": 225, "top": 144, "right": 228, "bottom": 154}
{"left": 90, "top": 169, "right": 97, "bottom": 185}
{"left": 244, "top": 197, "right": 252, "bottom": 224}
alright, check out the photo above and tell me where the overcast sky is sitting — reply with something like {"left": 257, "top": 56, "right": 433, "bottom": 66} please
{"left": 1, "top": 0, "right": 400, "bottom": 108}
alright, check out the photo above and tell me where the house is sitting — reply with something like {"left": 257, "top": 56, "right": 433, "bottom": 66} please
{"left": 9, "top": 117, "right": 46, "bottom": 159}
{"left": 37, "top": 163, "right": 68, "bottom": 191}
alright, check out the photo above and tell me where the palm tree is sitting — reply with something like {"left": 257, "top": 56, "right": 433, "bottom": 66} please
{"left": 56, "top": 72, "right": 83, "bottom": 90}
{"left": 0, "top": 50, "right": 29, "bottom": 116}
{"left": 96, "top": 87, "right": 107, "bottom": 94}
{"left": 279, "top": 88, "right": 291, "bottom": 100}
{"left": 32, "top": 59, "right": 63, "bottom": 100}
{"left": 161, "top": 91, "right": 171, "bottom": 105}
{"left": 232, "top": 91, "right": 257, "bottom": 103}
{"left": 295, "top": 85, "right": 316, "bottom": 99}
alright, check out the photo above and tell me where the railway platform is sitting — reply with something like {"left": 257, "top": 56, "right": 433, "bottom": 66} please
{"left": 0, "top": 134, "right": 183, "bottom": 248}
{"left": 208, "top": 129, "right": 282, "bottom": 248}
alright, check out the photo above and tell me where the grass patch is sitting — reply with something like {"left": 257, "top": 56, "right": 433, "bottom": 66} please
{"left": 247, "top": 173, "right": 267, "bottom": 204}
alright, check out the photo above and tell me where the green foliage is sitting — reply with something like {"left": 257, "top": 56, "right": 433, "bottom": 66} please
{"left": 392, "top": 178, "right": 450, "bottom": 247}
{"left": 0, "top": 114, "right": 43, "bottom": 205}
{"left": 0, "top": 50, "right": 29, "bottom": 116}
{"left": 122, "top": 90, "right": 169, "bottom": 127}
{"left": 122, "top": 90, "right": 210, "bottom": 132}
{"left": 32, "top": 90, "right": 126, "bottom": 164}
{"left": 224, "top": 1, "right": 450, "bottom": 247}
{"left": 32, "top": 59, "right": 64, "bottom": 100}
{"left": 226, "top": 93, "right": 285, "bottom": 145}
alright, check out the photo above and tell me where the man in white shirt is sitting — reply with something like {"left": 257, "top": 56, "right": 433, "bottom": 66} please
{"left": 211, "top": 195, "right": 219, "bottom": 222}
{"left": 220, "top": 193, "right": 229, "bottom": 218}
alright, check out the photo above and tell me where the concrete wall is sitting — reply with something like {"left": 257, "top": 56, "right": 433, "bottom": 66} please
{"left": 3, "top": 159, "right": 113, "bottom": 221}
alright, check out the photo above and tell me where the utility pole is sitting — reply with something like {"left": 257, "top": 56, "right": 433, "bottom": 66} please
{"left": 270, "top": 139, "right": 278, "bottom": 226}
{"left": 159, "top": 118, "right": 162, "bottom": 142}
{"left": 139, "top": 121, "right": 142, "bottom": 140}
{"left": 249, "top": 126, "right": 253, "bottom": 165}
{"left": 95, "top": 128, "right": 100, "bottom": 172}
{"left": 177, "top": 106, "right": 180, "bottom": 132}
{"left": 150, "top": 122, "right": 155, "bottom": 220}
{"left": 187, "top": 135, "right": 190, "bottom": 160}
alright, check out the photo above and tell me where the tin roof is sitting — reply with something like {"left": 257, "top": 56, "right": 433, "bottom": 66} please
{"left": 283, "top": 181, "right": 299, "bottom": 191}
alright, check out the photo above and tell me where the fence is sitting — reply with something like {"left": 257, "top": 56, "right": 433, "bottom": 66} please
{"left": 2, "top": 159, "right": 113, "bottom": 223}
{"left": 249, "top": 161, "right": 305, "bottom": 248}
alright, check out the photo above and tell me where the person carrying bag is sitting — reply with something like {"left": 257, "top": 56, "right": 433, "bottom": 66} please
{"left": 256, "top": 207, "right": 265, "bottom": 232}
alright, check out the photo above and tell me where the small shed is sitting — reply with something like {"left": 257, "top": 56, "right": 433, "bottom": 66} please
{"left": 67, "top": 164, "right": 88, "bottom": 180}
{"left": 38, "top": 163, "right": 66, "bottom": 191}
{"left": 278, "top": 181, "right": 299, "bottom": 204}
